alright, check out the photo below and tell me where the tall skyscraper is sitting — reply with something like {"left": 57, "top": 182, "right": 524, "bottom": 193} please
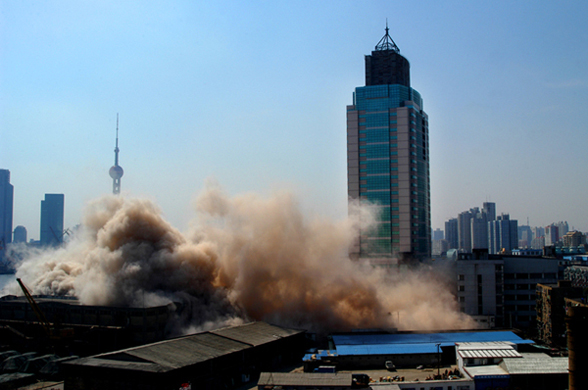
{"left": 40, "top": 194, "right": 64, "bottom": 246}
{"left": 0, "top": 170, "right": 14, "bottom": 257}
{"left": 347, "top": 26, "right": 430, "bottom": 260}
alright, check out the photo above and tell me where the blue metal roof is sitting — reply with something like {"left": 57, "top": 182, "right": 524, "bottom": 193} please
{"left": 332, "top": 331, "right": 531, "bottom": 348}
{"left": 336, "top": 343, "right": 441, "bottom": 356}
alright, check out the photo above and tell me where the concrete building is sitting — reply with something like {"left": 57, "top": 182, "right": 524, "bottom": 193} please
{"left": 0, "top": 169, "right": 14, "bottom": 259}
{"left": 347, "top": 25, "right": 430, "bottom": 261}
{"left": 536, "top": 280, "right": 583, "bottom": 346}
{"left": 456, "top": 251, "right": 559, "bottom": 328}
{"left": 562, "top": 231, "right": 586, "bottom": 247}
{"left": 40, "top": 193, "right": 64, "bottom": 246}
{"left": 456, "top": 251, "right": 504, "bottom": 325}
{"left": 63, "top": 322, "right": 306, "bottom": 390}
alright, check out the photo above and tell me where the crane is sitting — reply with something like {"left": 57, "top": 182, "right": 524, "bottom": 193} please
{"left": 16, "top": 278, "right": 73, "bottom": 339}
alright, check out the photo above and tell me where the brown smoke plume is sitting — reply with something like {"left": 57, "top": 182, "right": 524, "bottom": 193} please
{"left": 11, "top": 184, "right": 475, "bottom": 334}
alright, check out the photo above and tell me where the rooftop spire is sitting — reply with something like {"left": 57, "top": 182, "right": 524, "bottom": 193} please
{"left": 375, "top": 19, "right": 400, "bottom": 53}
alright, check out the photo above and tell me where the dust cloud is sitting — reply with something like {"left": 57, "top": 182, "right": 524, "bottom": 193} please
{"left": 9, "top": 184, "right": 475, "bottom": 334}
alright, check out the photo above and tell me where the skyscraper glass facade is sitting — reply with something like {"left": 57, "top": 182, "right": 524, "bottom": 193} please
{"left": 347, "top": 31, "right": 430, "bottom": 260}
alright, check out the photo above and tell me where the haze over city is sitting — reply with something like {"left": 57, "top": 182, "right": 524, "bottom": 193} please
{"left": 2, "top": 1, "right": 588, "bottom": 240}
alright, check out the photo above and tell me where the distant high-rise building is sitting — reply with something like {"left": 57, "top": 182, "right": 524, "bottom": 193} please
{"left": 13, "top": 225, "right": 27, "bottom": 243}
{"left": 0, "top": 169, "right": 14, "bottom": 256}
{"left": 458, "top": 209, "right": 478, "bottom": 252}
{"left": 555, "top": 221, "right": 569, "bottom": 237}
{"left": 433, "top": 228, "right": 444, "bottom": 241}
{"left": 532, "top": 226, "right": 545, "bottom": 240}
{"left": 40, "top": 194, "right": 64, "bottom": 246}
{"left": 562, "top": 231, "right": 586, "bottom": 247}
{"left": 432, "top": 239, "right": 449, "bottom": 256}
{"left": 471, "top": 210, "right": 489, "bottom": 250}
{"left": 488, "top": 213, "right": 518, "bottom": 254}
{"left": 483, "top": 202, "right": 496, "bottom": 222}
{"left": 518, "top": 225, "right": 533, "bottom": 248}
{"left": 347, "top": 25, "right": 430, "bottom": 261}
{"left": 545, "top": 224, "right": 559, "bottom": 246}
{"left": 445, "top": 218, "right": 458, "bottom": 250}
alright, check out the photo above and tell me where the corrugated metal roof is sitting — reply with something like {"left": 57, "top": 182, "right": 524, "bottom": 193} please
{"left": 459, "top": 349, "right": 521, "bottom": 359}
{"left": 125, "top": 332, "right": 249, "bottom": 368}
{"left": 457, "top": 341, "right": 515, "bottom": 349}
{"left": 64, "top": 322, "right": 301, "bottom": 372}
{"left": 258, "top": 372, "right": 352, "bottom": 386}
{"left": 211, "top": 321, "right": 303, "bottom": 346}
{"left": 465, "top": 365, "right": 510, "bottom": 378}
{"left": 336, "top": 343, "right": 440, "bottom": 356}
{"left": 500, "top": 353, "right": 568, "bottom": 375}
{"left": 332, "top": 331, "right": 530, "bottom": 347}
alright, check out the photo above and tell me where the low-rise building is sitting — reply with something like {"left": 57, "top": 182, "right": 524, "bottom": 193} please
{"left": 63, "top": 322, "right": 306, "bottom": 390}
{"left": 456, "top": 342, "right": 568, "bottom": 390}
{"left": 456, "top": 251, "right": 559, "bottom": 328}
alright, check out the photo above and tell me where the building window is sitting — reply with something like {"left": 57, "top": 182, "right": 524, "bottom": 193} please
{"left": 458, "top": 275, "right": 465, "bottom": 281}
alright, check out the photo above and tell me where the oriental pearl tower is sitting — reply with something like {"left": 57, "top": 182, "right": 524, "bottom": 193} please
{"left": 109, "top": 114, "right": 124, "bottom": 195}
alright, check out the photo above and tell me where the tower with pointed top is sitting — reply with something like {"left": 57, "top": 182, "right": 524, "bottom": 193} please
{"left": 347, "top": 26, "right": 431, "bottom": 262}
{"left": 109, "top": 114, "right": 124, "bottom": 195}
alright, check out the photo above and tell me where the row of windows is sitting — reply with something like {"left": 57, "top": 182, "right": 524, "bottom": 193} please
{"left": 360, "top": 151, "right": 398, "bottom": 158}
{"left": 360, "top": 183, "right": 399, "bottom": 189}
{"left": 505, "top": 305, "right": 534, "bottom": 312}
{"left": 360, "top": 144, "right": 398, "bottom": 150}
{"left": 504, "top": 294, "right": 537, "bottom": 301}
{"left": 505, "top": 273, "right": 556, "bottom": 279}
{"left": 504, "top": 284, "right": 538, "bottom": 291}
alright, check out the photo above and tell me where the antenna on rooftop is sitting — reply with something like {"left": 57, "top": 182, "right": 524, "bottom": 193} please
{"left": 375, "top": 19, "right": 400, "bottom": 53}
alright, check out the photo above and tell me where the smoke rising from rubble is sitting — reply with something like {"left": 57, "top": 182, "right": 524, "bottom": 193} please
{"left": 10, "top": 184, "right": 475, "bottom": 334}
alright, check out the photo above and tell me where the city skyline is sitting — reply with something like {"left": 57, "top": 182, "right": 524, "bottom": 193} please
{"left": 2, "top": 1, "right": 588, "bottom": 240}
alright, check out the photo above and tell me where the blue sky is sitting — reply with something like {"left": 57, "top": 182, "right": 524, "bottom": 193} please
{"left": 2, "top": 0, "right": 588, "bottom": 240}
